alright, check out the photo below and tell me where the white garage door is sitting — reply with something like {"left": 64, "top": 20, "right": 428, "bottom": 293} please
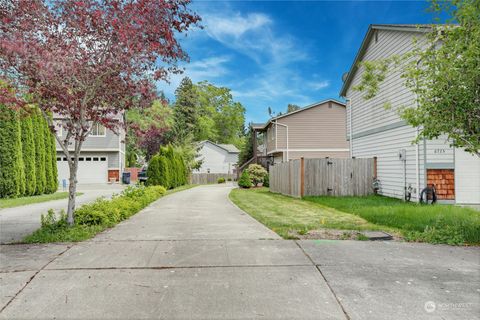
{"left": 57, "top": 155, "right": 108, "bottom": 184}
{"left": 455, "top": 149, "right": 480, "bottom": 205}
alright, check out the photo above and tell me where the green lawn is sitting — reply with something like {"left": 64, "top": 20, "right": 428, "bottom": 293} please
{"left": 304, "top": 195, "right": 480, "bottom": 245}
{"left": 229, "top": 187, "right": 393, "bottom": 239}
{"left": 0, "top": 192, "right": 83, "bottom": 209}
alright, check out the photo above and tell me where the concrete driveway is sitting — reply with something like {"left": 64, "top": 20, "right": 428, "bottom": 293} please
{"left": 0, "top": 184, "right": 124, "bottom": 244}
{"left": 0, "top": 184, "right": 479, "bottom": 319}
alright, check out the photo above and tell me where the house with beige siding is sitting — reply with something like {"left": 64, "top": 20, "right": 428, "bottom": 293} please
{"left": 250, "top": 99, "right": 349, "bottom": 166}
{"left": 340, "top": 24, "right": 480, "bottom": 205}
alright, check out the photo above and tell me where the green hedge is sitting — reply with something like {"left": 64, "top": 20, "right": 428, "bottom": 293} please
{"left": 147, "top": 145, "right": 188, "bottom": 189}
{"left": 0, "top": 106, "right": 58, "bottom": 198}
{"left": 24, "top": 185, "right": 167, "bottom": 243}
{"left": 0, "top": 105, "right": 24, "bottom": 198}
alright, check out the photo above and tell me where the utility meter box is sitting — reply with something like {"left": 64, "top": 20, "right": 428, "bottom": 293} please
{"left": 398, "top": 149, "right": 407, "bottom": 161}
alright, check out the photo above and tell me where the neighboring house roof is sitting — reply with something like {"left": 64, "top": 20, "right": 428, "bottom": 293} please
{"left": 198, "top": 140, "right": 240, "bottom": 153}
{"left": 251, "top": 99, "right": 346, "bottom": 130}
{"left": 339, "top": 24, "right": 432, "bottom": 97}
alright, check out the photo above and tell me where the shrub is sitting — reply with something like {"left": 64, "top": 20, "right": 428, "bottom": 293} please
{"left": 25, "top": 185, "right": 167, "bottom": 243}
{"left": 246, "top": 164, "right": 267, "bottom": 186}
{"left": 147, "top": 155, "right": 161, "bottom": 186}
{"left": 238, "top": 170, "right": 252, "bottom": 188}
{"left": 263, "top": 174, "right": 269, "bottom": 187}
{"left": 217, "top": 177, "right": 226, "bottom": 184}
{"left": 32, "top": 112, "right": 47, "bottom": 195}
{"left": 227, "top": 178, "right": 232, "bottom": 181}
{"left": 0, "top": 105, "right": 24, "bottom": 198}
{"left": 43, "top": 115, "right": 55, "bottom": 194}
{"left": 20, "top": 116, "right": 36, "bottom": 196}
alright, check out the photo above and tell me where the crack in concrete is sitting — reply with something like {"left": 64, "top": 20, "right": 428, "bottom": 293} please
{"left": 294, "top": 240, "right": 351, "bottom": 320}
{"left": 0, "top": 244, "right": 75, "bottom": 314}
{"left": 31, "top": 264, "right": 316, "bottom": 272}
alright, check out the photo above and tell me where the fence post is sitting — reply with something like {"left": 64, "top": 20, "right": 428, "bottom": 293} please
{"left": 373, "top": 156, "right": 378, "bottom": 179}
{"left": 300, "top": 157, "right": 305, "bottom": 197}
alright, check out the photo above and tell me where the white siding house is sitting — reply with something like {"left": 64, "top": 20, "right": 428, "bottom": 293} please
{"left": 195, "top": 141, "right": 239, "bottom": 174}
{"left": 340, "top": 24, "right": 480, "bottom": 205}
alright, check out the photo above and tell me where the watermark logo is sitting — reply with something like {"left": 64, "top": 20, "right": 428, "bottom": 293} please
{"left": 424, "top": 301, "right": 436, "bottom": 313}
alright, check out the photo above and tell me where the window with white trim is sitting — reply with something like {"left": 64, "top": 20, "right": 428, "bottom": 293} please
{"left": 90, "top": 123, "right": 106, "bottom": 136}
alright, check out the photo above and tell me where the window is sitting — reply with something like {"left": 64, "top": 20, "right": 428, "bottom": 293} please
{"left": 93, "top": 157, "right": 99, "bottom": 161}
{"left": 79, "top": 157, "right": 84, "bottom": 161}
{"left": 63, "top": 157, "right": 67, "bottom": 161}
{"left": 100, "top": 157, "right": 106, "bottom": 161}
{"left": 54, "top": 120, "right": 63, "bottom": 136}
{"left": 56, "top": 157, "right": 61, "bottom": 161}
{"left": 90, "top": 123, "right": 106, "bottom": 136}
{"left": 86, "top": 157, "right": 92, "bottom": 161}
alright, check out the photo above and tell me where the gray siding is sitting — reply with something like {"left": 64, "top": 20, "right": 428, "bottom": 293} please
{"left": 345, "top": 29, "right": 453, "bottom": 201}
{"left": 55, "top": 128, "right": 121, "bottom": 150}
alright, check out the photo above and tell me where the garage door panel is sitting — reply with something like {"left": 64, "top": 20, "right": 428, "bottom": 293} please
{"left": 57, "top": 156, "right": 108, "bottom": 184}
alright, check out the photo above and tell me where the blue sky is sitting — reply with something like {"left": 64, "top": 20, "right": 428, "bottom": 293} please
{"left": 157, "top": 0, "right": 435, "bottom": 124}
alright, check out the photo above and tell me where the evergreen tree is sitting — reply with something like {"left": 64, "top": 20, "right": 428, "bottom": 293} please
{"left": 158, "top": 155, "right": 171, "bottom": 189}
{"left": 43, "top": 116, "right": 54, "bottom": 194}
{"left": 33, "top": 112, "right": 47, "bottom": 194}
{"left": 238, "top": 170, "right": 252, "bottom": 189}
{"left": 20, "top": 115, "right": 36, "bottom": 195}
{"left": 238, "top": 126, "right": 254, "bottom": 166}
{"left": 0, "top": 105, "right": 25, "bottom": 198}
{"left": 172, "top": 77, "right": 198, "bottom": 143}
{"left": 147, "top": 155, "right": 161, "bottom": 186}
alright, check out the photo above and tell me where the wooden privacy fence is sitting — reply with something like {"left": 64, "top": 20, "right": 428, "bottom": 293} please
{"left": 190, "top": 173, "right": 236, "bottom": 185}
{"left": 269, "top": 158, "right": 376, "bottom": 198}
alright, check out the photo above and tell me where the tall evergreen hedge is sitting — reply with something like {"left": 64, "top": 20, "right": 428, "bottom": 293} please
{"left": 0, "top": 105, "right": 25, "bottom": 198}
{"left": 20, "top": 116, "right": 36, "bottom": 195}
{"left": 32, "top": 112, "right": 47, "bottom": 195}
{"left": 43, "top": 115, "right": 57, "bottom": 194}
{"left": 0, "top": 107, "right": 60, "bottom": 198}
{"left": 147, "top": 145, "right": 188, "bottom": 189}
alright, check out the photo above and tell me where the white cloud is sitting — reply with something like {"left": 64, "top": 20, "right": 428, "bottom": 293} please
{"left": 157, "top": 55, "right": 231, "bottom": 96}
{"left": 205, "top": 13, "right": 272, "bottom": 39}
{"left": 308, "top": 80, "right": 330, "bottom": 90}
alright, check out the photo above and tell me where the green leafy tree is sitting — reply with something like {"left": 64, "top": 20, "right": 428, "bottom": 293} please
{"left": 354, "top": 0, "right": 480, "bottom": 156}
{"left": 246, "top": 164, "right": 267, "bottom": 186}
{"left": 194, "top": 81, "right": 246, "bottom": 148}
{"left": 172, "top": 77, "right": 198, "bottom": 143}
{"left": 0, "top": 105, "right": 25, "bottom": 198}
{"left": 238, "top": 170, "right": 252, "bottom": 188}
{"left": 20, "top": 114, "right": 36, "bottom": 195}
{"left": 286, "top": 104, "right": 301, "bottom": 113}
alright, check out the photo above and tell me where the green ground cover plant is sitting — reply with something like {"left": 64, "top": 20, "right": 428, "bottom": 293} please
{"left": 23, "top": 185, "right": 167, "bottom": 243}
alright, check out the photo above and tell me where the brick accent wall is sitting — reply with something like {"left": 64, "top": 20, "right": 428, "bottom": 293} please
{"left": 108, "top": 169, "right": 120, "bottom": 182}
{"left": 124, "top": 167, "right": 141, "bottom": 181}
{"left": 427, "top": 169, "right": 455, "bottom": 200}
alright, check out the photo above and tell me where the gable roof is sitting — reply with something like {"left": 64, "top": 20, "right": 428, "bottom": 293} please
{"left": 339, "top": 24, "right": 432, "bottom": 97}
{"left": 198, "top": 140, "right": 239, "bottom": 153}
{"left": 251, "top": 99, "right": 346, "bottom": 130}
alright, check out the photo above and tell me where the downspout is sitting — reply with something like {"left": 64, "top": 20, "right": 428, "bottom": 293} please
{"left": 347, "top": 98, "right": 353, "bottom": 158}
{"left": 414, "top": 59, "right": 422, "bottom": 202}
{"left": 276, "top": 121, "right": 289, "bottom": 162}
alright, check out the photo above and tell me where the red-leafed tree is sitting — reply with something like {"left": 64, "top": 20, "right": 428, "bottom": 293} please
{"left": 0, "top": 0, "right": 200, "bottom": 224}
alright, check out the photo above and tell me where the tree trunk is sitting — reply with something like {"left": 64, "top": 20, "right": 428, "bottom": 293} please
{"left": 66, "top": 159, "right": 79, "bottom": 225}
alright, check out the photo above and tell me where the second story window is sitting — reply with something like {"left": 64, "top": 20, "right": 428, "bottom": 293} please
{"left": 90, "top": 123, "right": 106, "bottom": 137}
